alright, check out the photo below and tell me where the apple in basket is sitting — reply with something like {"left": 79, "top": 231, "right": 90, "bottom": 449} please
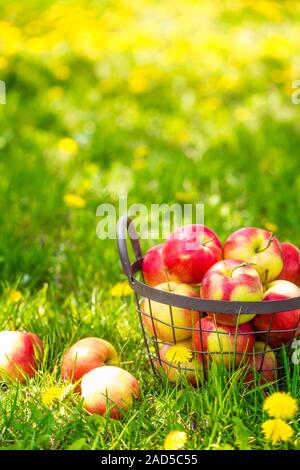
{"left": 192, "top": 316, "right": 255, "bottom": 368}
{"left": 244, "top": 341, "right": 278, "bottom": 385}
{"left": 0, "top": 331, "right": 44, "bottom": 382}
{"left": 61, "top": 337, "right": 119, "bottom": 389}
{"left": 223, "top": 227, "right": 283, "bottom": 283}
{"left": 252, "top": 280, "right": 300, "bottom": 348}
{"left": 278, "top": 242, "right": 300, "bottom": 285}
{"left": 142, "top": 244, "right": 176, "bottom": 287}
{"left": 201, "top": 259, "right": 263, "bottom": 326}
{"left": 155, "top": 339, "right": 204, "bottom": 386}
{"left": 141, "top": 281, "right": 200, "bottom": 342}
{"left": 162, "top": 224, "right": 222, "bottom": 284}
{"left": 81, "top": 366, "right": 140, "bottom": 419}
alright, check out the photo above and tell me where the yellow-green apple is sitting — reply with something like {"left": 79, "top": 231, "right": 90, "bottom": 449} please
{"left": 162, "top": 224, "right": 222, "bottom": 284}
{"left": 0, "top": 331, "right": 43, "bottom": 382}
{"left": 192, "top": 317, "right": 255, "bottom": 368}
{"left": 141, "top": 281, "right": 200, "bottom": 342}
{"left": 155, "top": 339, "right": 203, "bottom": 385}
{"left": 142, "top": 244, "right": 176, "bottom": 287}
{"left": 201, "top": 260, "right": 263, "bottom": 325}
{"left": 81, "top": 366, "right": 140, "bottom": 419}
{"left": 244, "top": 341, "right": 277, "bottom": 385}
{"left": 61, "top": 337, "right": 119, "bottom": 388}
{"left": 223, "top": 227, "right": 283, "bottom": 284}
{"left": 278, "top": 242, "right": 300, "bottom": 285}
{"left": 252, "top": 280, "right": 300, "bottom": 348}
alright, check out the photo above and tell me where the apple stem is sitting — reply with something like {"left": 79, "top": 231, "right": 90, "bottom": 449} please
{"left": 229, "top": 262, "right": 250, "bottom": 277}
{"left": 165, "top": 269, "right": 174, "bottom": 291}
{"left": 202, "top": 238, "right": 215, "bottom": 247}
{"left": 256, "top": 233, "right": 274, "bottom": 253}
{"left": 263, "top": 269, "right": 269, "bottom": 288}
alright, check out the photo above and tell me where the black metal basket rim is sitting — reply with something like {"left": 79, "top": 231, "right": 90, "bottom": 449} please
{"left": 117, "top": 215, "right": 300, "bottom": 315}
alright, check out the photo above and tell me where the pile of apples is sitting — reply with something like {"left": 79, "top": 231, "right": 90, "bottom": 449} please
{"left": 142, "top": 225, "right": 300, "bottom": 385}
{"left": 0, "top": 333, "right": 140, "bottom": 419}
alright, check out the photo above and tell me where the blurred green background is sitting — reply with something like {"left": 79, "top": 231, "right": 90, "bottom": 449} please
{"left": 1, "top": 0, "right": 300, "bottom": 293}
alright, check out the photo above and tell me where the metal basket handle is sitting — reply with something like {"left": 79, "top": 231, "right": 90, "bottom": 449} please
{"left": 117, "top": 215, "right": 143, "bottom": 283}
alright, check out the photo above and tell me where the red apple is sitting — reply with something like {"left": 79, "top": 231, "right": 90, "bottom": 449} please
{"left": 142, "top": 244, "right": 176, "bottom": 287}
{"left": 155, "top": 339, "right": 203, "bottom": 385}
{"left": 244, "top": 341, "right": 278, "bottom": 385}
{"left": 81, "top": 366, "right": 140, "bottom": 419}
{"left": 162, "top": 224, "right": 222, "bottom": 284}
{"left": 0, "top": 331, "right": 43, "bottom": 382}
{"left": 61, "top": 337, "right": 119, "bottom": 388}
{"left": 141, "top": 282, "right": 200, "bottom": 342}
{"left": 278, "top": 242, "right": 300, "bottom": 285}
{"left": 252, "top": 280, "right": 300, "bottom": 348}
{"left": 192, "top": 317, "right": 255, "bottom": 368}
{"left": 201, "top": 260, "right": 263, "bottom": 325}
{"left": 223, "top": 227, "right": 283, "bottom": 283}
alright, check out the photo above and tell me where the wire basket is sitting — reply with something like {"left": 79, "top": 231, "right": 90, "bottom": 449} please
{"left": 117, "top": 215, "right": 300, "bottom": 383}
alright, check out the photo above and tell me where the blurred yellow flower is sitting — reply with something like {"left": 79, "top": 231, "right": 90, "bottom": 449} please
{"left": 41, "top": 385, "right": 73, "bottom": 408}
{"left": 165, "top": 345, "right": 192, "bottom": 364}
{"left": 111, "top": 281, "right": 133, "bottom": 297}
{"left": 263, "top": 392, "right": 298, "bottom": 420}
{"left": 54, "top": 65, "right": 70, "bottom": 80}
{"left": 63, "top": 193, "right": 86, "bottom": 209}
{"left": 47, "top": 86, "right": 63, "bottom": 101}
{"left": 129, "top": 68, "right": 149, "bottom": 94}
{"left": 134, "top": 145, "right": 149, "bottom": 159}
{"left": 9, "top": 290, "right": 24, "bottom": 303}
{"left": 234, "top": 107, "right": 250, "bottom": 122}
{"left": 0, "top": 57, "right": 8, "bottom": 70}
{"left": 58, "top": 138, "right": 78, "bottom": 155}
{"left": 263, "top": 222, "right": 278, "bottom": 233}
{"left": 262, "top": 419, "right": 293, "bottom": 445}
{"left": 164, "top": 431, "right": 187, "bottom": 450}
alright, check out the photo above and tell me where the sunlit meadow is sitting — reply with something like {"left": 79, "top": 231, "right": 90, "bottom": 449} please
{"left": 0, "top": 0, "right": 300, "bottom": 450}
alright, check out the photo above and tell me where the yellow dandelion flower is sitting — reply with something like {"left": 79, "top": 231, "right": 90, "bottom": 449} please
{"left": 264, "top": 222, "right": 279, "bottom": 233}
{"left": 41, "top": 386, "right": 64, "bottom": 407}
{"left": 58, "top": 137, "right": 78, "bottom": 155}
{"left": 165, "top": 345, "right": 193, "bottom": 364}
{"left": 262, "top": 419, "right": 293, "bottom": 445}
{"left": 129, "top": 69, "right": 149, "bottom": 94}
{"left": 111, "top": 281, "right": 133, "bottom": 297}
{"left": 175, "top": 191, "right": 195, "bottom": 203}
{"left": 63, "top": 193, "right": 86, "bottom": 209}
{"left": 54, "top": 65, "right": 70, "bottom": 81}
{"left": 9, "top": 290, "right": 24, "bottom": 303}
{"left": 0, "top": 57, "right": 8, "bottom": 70}
{"left": 47, "top": 86, "right": 63, "bottom": 101}
{"left": 263, "top": 392, "right": 298, "bottom": 420}
{"left": 41, "top": 385, "right": 74, "bottom": 408}
{"left": 164, "top": 431, "right": 187, "bottom": 450}
{"left": 134, "top": 145, "right": 149, "bottom": 159}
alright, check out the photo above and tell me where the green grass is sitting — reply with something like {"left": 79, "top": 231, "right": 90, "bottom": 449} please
{"left": 0, "top": 0, "right": 300, "bottom": 450}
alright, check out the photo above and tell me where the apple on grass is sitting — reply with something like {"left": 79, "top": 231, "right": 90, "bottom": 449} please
{"left": 223, "top": 227, "right": 283, "bottom": 284}
{"left": 162, "top": 224, "right": 222, "bottom": 284}
{"left": 201, "top": 259, "right": 263, "bottom": 325}
{"left": 192, "top": 317, "right": 255, "bottom": 368}
{"left": 244, "top": 341, "right": 278, "bottom": 385}
{"left": 141, "top": 281, "right": 200, "bottom": 342}
{"left": 81, "top": 366, "right": 140, "bottom": 419}
{"left": 142, "top": 244, "right": 176, "bottom": 287}
{"left": 252, "top": 280, "right": 300, "bottom": 348}
{"left": 278, "top": 242, "right": 300, "bottom": 285}
{"left": 155, "top": 339, "right": 203, "bottom": 386}
{"left": 61, "top": 337, "right": 119, "bottom": 389}
{"left": 0, "top": 331, "right": 44, "bottom": 382}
